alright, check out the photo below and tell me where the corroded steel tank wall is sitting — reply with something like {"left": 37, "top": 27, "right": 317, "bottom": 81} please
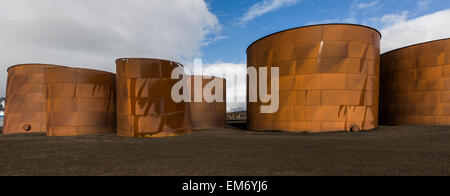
{"left": 3, "top": 64, "right": 64, "bottom": 135}
{"left": 247, "top": 24, "right": 381, "bottom": 132}
{"left": 44, "top": 67, "right": 116, "bottom": 136}
{"left": 116, "top": 58, "right": 192, "bottom": 138}
{"left": 380, "top": 39, "right": 450, "bottom": 125}
{"left": 188, "top": 76, "right": 226, "bottom": 129}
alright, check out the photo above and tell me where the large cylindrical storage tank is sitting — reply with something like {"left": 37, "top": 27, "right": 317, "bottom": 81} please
{"left": 188, "top": 76, "right": 226, "bottom": 129}
{"left": 3, "top": 64, "right": 64, "bottom": 135}
{"left": 247, "top": 24, "right": 381, "bottom": 132}
{"left": 44, "top": 67, "right": 116, "bottom": 136}
{"left": 116, "top": 58, "right": 192, "bottom": 138}
{"left": 380, "top": 38, "right": 450, "bottom": 125}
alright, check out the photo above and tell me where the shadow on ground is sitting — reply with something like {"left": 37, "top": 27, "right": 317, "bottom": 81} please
{"left": 226, "top": 121, "right": 247, "bottom": 130}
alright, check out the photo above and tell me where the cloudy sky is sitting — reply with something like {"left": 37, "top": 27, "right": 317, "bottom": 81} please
{"left": 1, "top": 0, "right": 450, "bottom": 111}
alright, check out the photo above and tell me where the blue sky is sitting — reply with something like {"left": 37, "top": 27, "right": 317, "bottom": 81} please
{"left": 201, "top": 0, "right": 450, "bottom": 65}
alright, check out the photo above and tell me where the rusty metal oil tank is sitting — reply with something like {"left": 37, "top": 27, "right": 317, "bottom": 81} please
{"left": 380, "top": 38, "right": 450, "bottom": 125}
{"left": 247, "top": 24, "right": 381, "bottom": 132}
{"left": 116, "top": 58, "right": 192, "bottom": 138}
{"left": 3, "top": 64, "right": 66, "bottom": 135}
{"left": 44, "top": 67, "right": 116, "bottom": 136}
{"left": 188, "top": 75, "right": 226, "bottom": 129}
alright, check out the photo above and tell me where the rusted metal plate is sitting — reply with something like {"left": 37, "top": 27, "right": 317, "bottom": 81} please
{"left": 247, "top": 24, "right": 381, "bottom": 132}
{"left": 380, "top": 38, "right": 450, "bottom": 125}
{"left": 116, "top": 58, "right": 192, "bottom": 138}
{"left": 44, "top": 67, "right": 116, "bottom": 136}
{"left": 3, "top": 64, "right": 65, "bottom": 135}
{"left": 188, "top": 76, "right": 226, "bottom": 129}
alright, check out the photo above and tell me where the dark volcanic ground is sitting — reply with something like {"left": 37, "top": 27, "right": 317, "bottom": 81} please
{"left": 0, "top": 125, "right": 449, "bottom": 176}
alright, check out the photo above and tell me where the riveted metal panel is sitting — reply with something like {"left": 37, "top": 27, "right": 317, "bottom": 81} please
{"left": 3, "top": 64, "right": 66, "bottom": 135}
{"left": 247, "top": 24, "right": 381, "bottom": 132}
{"left": 116, "top": 58, "right": 192, "bottom": 138}
{"left": 188, "top": 76, "right": 226, "bottom": 129}
{"left": 44, "top": 67, "right": 116, "bottom": 136}
{"left": 380, "top": 38, "right": 450, "bottom": 125}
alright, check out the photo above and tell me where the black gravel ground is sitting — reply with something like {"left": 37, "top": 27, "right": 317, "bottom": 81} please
{"left": 0, "top": 125, "right": 449, "bottom": 176}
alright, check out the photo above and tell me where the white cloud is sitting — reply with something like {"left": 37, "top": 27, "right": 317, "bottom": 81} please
{"left": 203, "top": 62, "right": 247, "bottom": 112}
{"left": 240, "top": 0, "right": 301, "bottom": 24}
{"left": 354, "top": 0, "right": 380, "bottom": 9}
{"left": 378, "top": 11, "right": 409, "bottom": 27}
{"left": 418, "top": 0, "right": 432, "bottom": 8}
{"left": 202, "top": 35, "right": 229, "bottom": 46}
{"left": 379, "top": 9, "right": 450, "bottom": 53}
{"left": 0, "top": 0, "right": 220, "bottom": 96}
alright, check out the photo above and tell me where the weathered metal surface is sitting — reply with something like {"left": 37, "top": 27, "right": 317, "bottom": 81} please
{"left": 380, "top": 38, "right": 450, "bottom": 125}
{"left": 247, "top": 24, "right": 381, "bottom": 132}
{"left": 116, "top": 58, "right": 192, "bottom": 138}
{"left": 188, "top": 76, "right": 226, "bottom": 129}
{"left": 44, "top": 67, "right": 116, "bottom": 136}
{"left": 3, "top": 64, "right": 64, "bottom": 135}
